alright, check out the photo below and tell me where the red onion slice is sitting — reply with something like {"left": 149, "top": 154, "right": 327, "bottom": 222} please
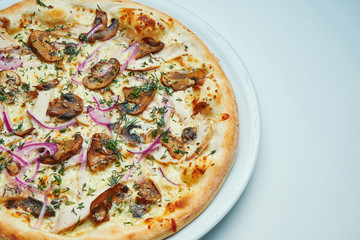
{"left": 27, "top": 110, "right": 77, "bottom": 130}
{"left": 0, "top": 54, "right": 23, "bottom": 70}
{"left": 128, "top": 132, "right": 163, "bottom": 155}
{"left": 0, "top": 145, "right": 28, "bottom": 166}
{"left": 85, "top": 23, "right": 103, "bottom": 40}
{"left": 87, "top": 106, "right": 112, "bottom": 133}
{"left": 96, "top": 64, "right": 112, "bottom": 77}
{"left": 26, "top": 159, "right": 41, "bottom": 183}
{"left": 15, "top": 142, "right": 58, "bottom": 157}
{"left": 34, "top": 192, "right": 48, "bottom": 230}
{"left": 118, "top": 42, "right": 139, "bottom": 74}
{"left": 159, "top": 167, "right": 180, "bottom": 186}
{"left": 2, "top": 105, "right": 13, "bottom": 133}
{"left": 92, "top": 94, "right": 119, "bottom": 111}
{"left": 71, "top": 38, "right": 112, "bottom": 85}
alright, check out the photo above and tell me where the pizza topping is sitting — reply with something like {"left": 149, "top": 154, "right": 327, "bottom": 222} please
{"left": 1, "top": 105, "right": 13, "bottom": 132}
{"left": 121, "top": 124, "right": 141, "bottom": 147}
{"left": 93, "top": 94, "right": 119, "bottom": 112}
{"left": 34, "top": 79, "right": 59, "bottom": 91}
{"left": 14, "top": 127, "right": 35, "bottom": 138}
{"left": 147, "top": 130, "right": 186, "bottom": 159}
{"left": 40, "top": 133, "right": 83, "bottom": 165}
{"left": 28, "top": 110, "right": 78, "bottom": 130}
{"left": 135, "top": 37, "right": 165, "bottom": 60}
{"left": 132, "top": 179, "right": 161, "bottom": 218}
{"left": 87, "top": 133, "right": 118, "bottom": 172}
{"left": 87, "top": 106, "right": 112, "bottom": 133}
{"left": 80, "top": 10, "right": 119, "bottom": 43}
{"left": 193, "top": 101, "right": 209, "bottom": 116}
{"left": 90, "top": 183, "right": 129, "bottom": 224}
{"left": 46, "top": 93, "right": 83, "bottom": 121}
{"left": 28, "top": 30, "right": 62, "bottom": 63}
{"left": 83, "top": 58, "right": 120, "bottom": 90}
{"left": 5, "top": 159, "right": 20, "bottom": 176}
{"left": 0, "top": 54, "right": 23, "bottom": 71}
{"left": 0, "top": 70, "right": 21, "bottom": 104}
{"left": 161, "top": 69, "right": 206, "bottom": 91}
{"left": 118, "top": 85, "right": 157, "bottom": 115}
{"left": 5, "top": 196, "right": 54, "bottom": 217}
{"left": 181, "top": 127, "right": 197, "bottom": 143}
{"left": 159, "top": 167, "right": 180, "bottom": 186}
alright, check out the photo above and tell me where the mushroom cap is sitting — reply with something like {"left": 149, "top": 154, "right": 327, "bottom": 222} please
{"left": 120, "top": 124, "right": 141, "bottom": 147}
{"left": 117, "top": 86, "right": 157, "bottom": 115}
{"left": 87, "top": 18, "right": 119, "bottom": 43}
{"left": 161, "top": 69, "right": 206, "bottom": 91}
{"left": 28, "top": 30, "right": 62, "bottom": 63}
{"left": 41, "top": 134, "right": 83, "bottom": 165}
{"left": 83, "top": 58, "right": 120, "bottom": 90}
{"left": 181, "top": 127, "right": 197, "bottom": 143}
{"left": 80, "top": 10, "right": 119, "bottom": 43}
{"left": 145, "top": 130, "right": 185, "bottom": 159}
{"left": 87, "top": 133, "right": 118, "bottom": 172}
{"left": 0, "top": 70, "right": 21, "bottom": 104}
{"left": 34, "top": 79, "right": 59, "bottom": 91}
{"left": 93, "top": 9, "right": 107, "bottom": 32}
{"left": 132, "top": 179, "right": 161, "bottom": 218}
{"left": 90, "top": 183, "right": 128, "bottom": 224}
{"left": 135, "top": 37, "right": 165, "bottom": 60}
{"left": 46, "top": 93, "right": 84, "bottom": 121}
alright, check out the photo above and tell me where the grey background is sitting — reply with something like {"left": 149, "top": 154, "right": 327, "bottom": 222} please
{"left": 182, "top": 0, "right": 360, "bottom": 239}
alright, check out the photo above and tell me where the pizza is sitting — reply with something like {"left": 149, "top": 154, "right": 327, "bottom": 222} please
{"left": 0, "top": 0, "right": 238, "bottom": 239}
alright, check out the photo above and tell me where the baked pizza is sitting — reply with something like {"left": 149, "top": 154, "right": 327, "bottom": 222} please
{"left": 0, "top": 0, "right": 238, "bottom": 239}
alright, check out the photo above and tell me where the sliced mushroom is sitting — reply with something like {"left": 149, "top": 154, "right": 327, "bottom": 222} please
{"left": 161, "top": 69, "right": 206, "bottom": 91}
{"left": 132, "top": 179, "right": 161, "bottom": 218}
{"left": 83, "top": 58, "right": 120, "bottom": 90}
{"left": 34, "top": 79, "right": 59, "bottom": 91}
{"left": 15, "top": 127, "right": 35, "bottom": 138}
{"left": 5, "top": 197, "right": 55, "bottom": 217}
{"left": 28, "top": 30, "right": 62, "bottom": 63}
{"left": 193, "top": 101, "right": 209, "bottom": 116}
{"left": 46, "top": 93, "right": 83, "bottom": 121}
{"left": 41, "top": 134, "right": 83, "bottom": 165}
{"left": 93, "top": 9, "right": 108, "bottom": 32}
{"left": 21, "top": 91, "right": 39, "bottom": 106}
{"left": 145, "top": 130, "right": 186, "bottom": 159}
{"left": 87, "top": 133, "right": 118, "bottom": 172}
{"left": 90, "top": 183, "right": 128, "bottom": 224}
{"left": 79, "top": 10, "right": 119, "bottom": 43}
{"left": 117, "top": 86, "right": 157, "bottom": 115}
{"left": 135, "top": 37, "right": 165, "bottom": 60}
{"left": 0, "top": 70, "right": 21, "bottom": 104}
{"left": 120, "top": 124, "right": 141, "bottom": 147}
{"left": 181, "top": 127, "right": 197, "bottom": 143}
{"left": 5, "top": 157, "right": 20, "bottom": 176}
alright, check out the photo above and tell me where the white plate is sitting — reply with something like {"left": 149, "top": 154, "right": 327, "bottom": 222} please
{"left": 0, "top": 1, "right": 261, "bottom": 239}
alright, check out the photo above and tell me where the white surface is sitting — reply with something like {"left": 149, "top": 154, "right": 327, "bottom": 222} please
{"left": 175, "top": 0, "right": 360, "bottom": 240}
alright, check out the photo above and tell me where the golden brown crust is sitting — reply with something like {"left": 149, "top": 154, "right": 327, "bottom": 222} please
{"left": 0, "top": 0, "right": 239, "bottom": 239}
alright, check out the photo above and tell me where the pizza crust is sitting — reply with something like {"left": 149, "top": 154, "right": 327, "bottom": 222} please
{"left": 0, "top": 0, "right": 239, "bottom": 239}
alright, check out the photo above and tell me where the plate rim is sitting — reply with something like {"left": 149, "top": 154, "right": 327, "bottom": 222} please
{"left": 0, "top": 0, "right": 261, "bottom": 239}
